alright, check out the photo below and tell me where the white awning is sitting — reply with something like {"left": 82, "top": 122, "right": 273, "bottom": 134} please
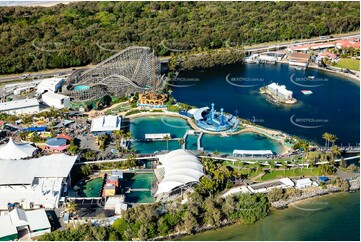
{"left": 233, "top": 150, "right": 273, "bottom": 156}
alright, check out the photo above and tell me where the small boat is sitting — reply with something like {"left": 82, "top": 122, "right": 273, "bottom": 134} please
{"left": 301, "top": 90, "right": 313, "bottom": 95}
{"left": 295, "top": 67, "right": 303, "bottom": 70}
{"left": 307, "top": 76, "right": 315, "bottom": 79}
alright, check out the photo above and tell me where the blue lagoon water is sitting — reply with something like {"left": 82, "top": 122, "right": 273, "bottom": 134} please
{"left": 201, "top": 133, "right": 283, "bottom": 154}
{"left": 172, "top": 63, "right": 360, "bottom": 145}
{"left": 129, "top": 116, "right": 283, "bottom": 154}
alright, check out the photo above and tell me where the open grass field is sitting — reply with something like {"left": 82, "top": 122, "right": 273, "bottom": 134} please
{"left": 258, "top": 168, "right": 321, "bottom": 181}
{"left": 336, "top": 58, "right": 360, "bottom": 71}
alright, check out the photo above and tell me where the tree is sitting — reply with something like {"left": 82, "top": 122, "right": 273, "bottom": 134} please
{"left": 267, "top": 188, "right": 284, "bottom": 202}
{"left": 80, "top": 164, "right": 94, "bottom": 176}
{"left": 178, "top": 138, "right": 185, "bottom": 148}
{"left": 322, "top": 132, "right": 332, "bottom": 149}
{"left": 183, "top": 211, "right": 197, "bottom": 234}
{"left": 340, "top": 179, "right": 350, "bottom": 192}
{"left": 66, "top": 201, "right": 78, "bottom": 215}
{"left": 339, "top": 157, "right": 347, "bottom": 168}
{"left": 330, "top": 145, "right": 341, "bottom": 162}
{"left": 163, "top": 135, "right": 171, "bottom": 151}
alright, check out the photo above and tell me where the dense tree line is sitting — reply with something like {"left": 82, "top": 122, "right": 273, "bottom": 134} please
{"left": 39, "top": 192, "right": 268, "bottom": 241}
{"left": 169, "top": 48, "right": 245, "bottom": 71}
{"left": 0, "top": 1, "right": 359, "bottom": 74}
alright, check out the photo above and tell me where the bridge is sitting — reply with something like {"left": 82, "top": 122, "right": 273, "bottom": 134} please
{"left": 74, "top": 156, "right": 157, "bottom": 165}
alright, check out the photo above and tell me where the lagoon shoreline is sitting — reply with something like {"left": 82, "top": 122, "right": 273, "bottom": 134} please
{"left": 153, "top": 184, "right": 360, "bottom": 241}
{"left": 126, "top": 111, "right": 292, "bottom": 155}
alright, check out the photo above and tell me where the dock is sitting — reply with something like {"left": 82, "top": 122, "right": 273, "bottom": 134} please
{"left": 197, "top": 131, "right": 203, "bottom": 151}
{"left": 145, "top": 133, "right": 171, "bottom": 140}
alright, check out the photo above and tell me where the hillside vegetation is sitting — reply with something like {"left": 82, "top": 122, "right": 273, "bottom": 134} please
{"left": 0, "top": 1, "right": 359, "bottom": 74}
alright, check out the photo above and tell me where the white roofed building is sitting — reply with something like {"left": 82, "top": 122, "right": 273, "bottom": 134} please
{"left": 295, "top": 178, "right": 316, "bottom": 189}
{"left": 0, "top": 215, "right": 18, "bottom": 241}
{"left": 42, "top": 91, "right": 70, "bottom": 109}
{"left": 36, "top": 77, "right": 65, "bottom": 94}
{"left": 0, "top": 137, "right": 37, "bottom": 160}
{"left": 267, "top": 83, "right": 293, "bottom": 101}
{"left": 0, "top": 98, "right": 39, "bottom": 115}
{"left": 90, "top": 115, "right": 121, "bottom": 134}
{"left": 155, "top": 149, "right": 204, "bottom": 201}
{"left": 0, "top": 154, "right": 78, "bottom": 210}
{"left": 0, "top": 208, "right": 51, "bottom": 240}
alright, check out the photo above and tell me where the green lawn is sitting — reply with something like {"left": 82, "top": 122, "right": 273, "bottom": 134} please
{"left": 335, "top": 58, "right": 360, "bottom": 71}
{"left": 259, "top": 168, "right": 321, "bottom": 181}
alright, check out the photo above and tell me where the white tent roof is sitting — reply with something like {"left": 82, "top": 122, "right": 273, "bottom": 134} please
{"left": 0, "top": 215, "right": 17, "bottom": 238}
{"left": 155, "top": 149, "right": 204, "bottom": 195}
{"left": 0, "top": 137, "right": 37, "bottom": 160}
{"left": 25, "top": 209, "right": 51, "bottom": 231}
{"left": 90, "top": 115, "right": 121, "bottom": 132}
{"left": 0, "top": 153, "right": 78, "bottom": 185}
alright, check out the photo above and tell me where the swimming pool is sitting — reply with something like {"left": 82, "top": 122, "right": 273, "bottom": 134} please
{"left": 125, "top": 191, "right": 155, "bottom": 203}
{"left": 123, "top": 173, "right": 155, "bottom": 189}
{"left": 74, "top": 85, "right": 90, "bottom": 91}
{"left": 78, "top": 177, "right": 103, "bottom": 197}
{"left": 123, "top": 173, "right": 156, "bottom": 204}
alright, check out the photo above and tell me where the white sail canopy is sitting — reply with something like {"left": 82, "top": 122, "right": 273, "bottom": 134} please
{"left": 0, "top": 137, "right": 36, "bottom": 160}
{"left": 155, "top": 149, "right": 204, "bottom": 195}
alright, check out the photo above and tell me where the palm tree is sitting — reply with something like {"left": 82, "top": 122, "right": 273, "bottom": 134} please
{"left": 113, "top": 130, "right": 124, "bottom": 140}
{"left": 330, "top": 134, "right": 338, "bottom": 147}
{"left": 322, "top": 132, "right": 332, "bottom": 149}
{"left": 178, "top": 138, "right": 185, "bottom": 149}
{"left": 66, "top": 201, "right": 78, "bottom": 215}
{"left": 330, "top": 145, "right": 341, "bottom": 163}
{"left": 163, "top": 135, "right": 170, "bottom": 151}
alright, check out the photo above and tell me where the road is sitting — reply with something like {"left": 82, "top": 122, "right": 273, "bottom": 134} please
{"left": 0, "top": 66, "right": 90, "bottom": 84}
{"left": 0, "top": 32, "right": 358, "bottom": 83}
{"left": 242, "top": 32, "right": 360, "bottom": 52}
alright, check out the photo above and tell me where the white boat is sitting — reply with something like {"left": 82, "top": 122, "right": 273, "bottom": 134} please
{"left": 301, "top": 90, "right": 313, "bottom": 95}
{"left": 307, "top": 76, "right": 315, "bottom": 79}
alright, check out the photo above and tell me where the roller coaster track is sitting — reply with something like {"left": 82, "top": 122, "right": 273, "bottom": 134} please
{"left": 64, "top": 46, "right": 158, "bottom": 101}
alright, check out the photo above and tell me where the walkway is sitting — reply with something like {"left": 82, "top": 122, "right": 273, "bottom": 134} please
{"left": 75, "top": 156, "right": 157, "bottom": 165}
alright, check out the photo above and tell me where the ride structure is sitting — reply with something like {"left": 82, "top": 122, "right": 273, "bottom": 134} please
{"left": 63, "top": 46, "right": 165, "bottom": 102}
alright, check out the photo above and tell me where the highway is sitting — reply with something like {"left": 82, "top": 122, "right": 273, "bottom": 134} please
{"left": 243, "top": 33, "right": 359, "bottom": 53}
{"left": 0, "top": 66, "right": 90, "bottom": 84}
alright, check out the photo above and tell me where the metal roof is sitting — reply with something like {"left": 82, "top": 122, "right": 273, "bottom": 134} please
{"left": 0, "top": 98, "right": 39, "bottom": 111}
{"left": 0, "top": 154, "right": 78, "bottom": 185}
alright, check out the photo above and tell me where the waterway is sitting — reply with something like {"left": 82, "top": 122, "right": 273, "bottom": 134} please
{"left": 182, "top": 191, "right": 360, "bottom": 241}
{"left": 172, "top": 63, "right": 360, "bottom": 145}
{"left": 129, "top": 116, "right": 283, "bottom": 154}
